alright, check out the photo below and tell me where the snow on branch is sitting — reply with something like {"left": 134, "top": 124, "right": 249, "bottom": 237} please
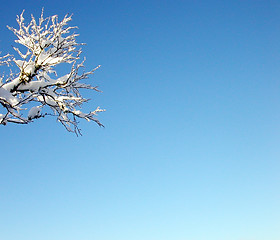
{"left": 0, "top": 9, "right": 104, "bottom": 135}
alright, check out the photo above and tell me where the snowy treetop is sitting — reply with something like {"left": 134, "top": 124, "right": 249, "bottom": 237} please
{"left": 0, "top": 9, "right": 104, "bottom": 135}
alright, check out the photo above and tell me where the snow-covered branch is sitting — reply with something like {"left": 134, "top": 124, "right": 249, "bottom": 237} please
{"left": 0, "top": 9, "right": 104, "bottom": 135}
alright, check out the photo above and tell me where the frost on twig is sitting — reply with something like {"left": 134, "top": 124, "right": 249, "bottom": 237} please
{"left": 0, "top": 9, "right": 104, "bottom": 135}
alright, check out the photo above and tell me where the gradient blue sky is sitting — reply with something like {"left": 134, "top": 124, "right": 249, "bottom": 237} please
{"left": 1, "top": 1, "right": 280, "bottom": 240}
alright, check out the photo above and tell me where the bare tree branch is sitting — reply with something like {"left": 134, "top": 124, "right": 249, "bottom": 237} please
{"left": 0, "top": 9, "right": 104, "bottom": 135}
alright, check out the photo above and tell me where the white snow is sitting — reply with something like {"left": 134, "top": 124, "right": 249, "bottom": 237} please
{"left": 0, "top": 88, "right": 19, "bottom": 106}
{"left": 28, "top": 106, "right": 41, "bottom": 119}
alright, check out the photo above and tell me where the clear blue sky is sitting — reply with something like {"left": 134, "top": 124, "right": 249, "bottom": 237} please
{"left": 0, "top": 1, "right": 280, "bottom": 240}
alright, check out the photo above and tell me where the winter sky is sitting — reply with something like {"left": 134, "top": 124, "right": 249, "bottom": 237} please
{"left": 0, "top": 1, "right": 280, "bottom": 240}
